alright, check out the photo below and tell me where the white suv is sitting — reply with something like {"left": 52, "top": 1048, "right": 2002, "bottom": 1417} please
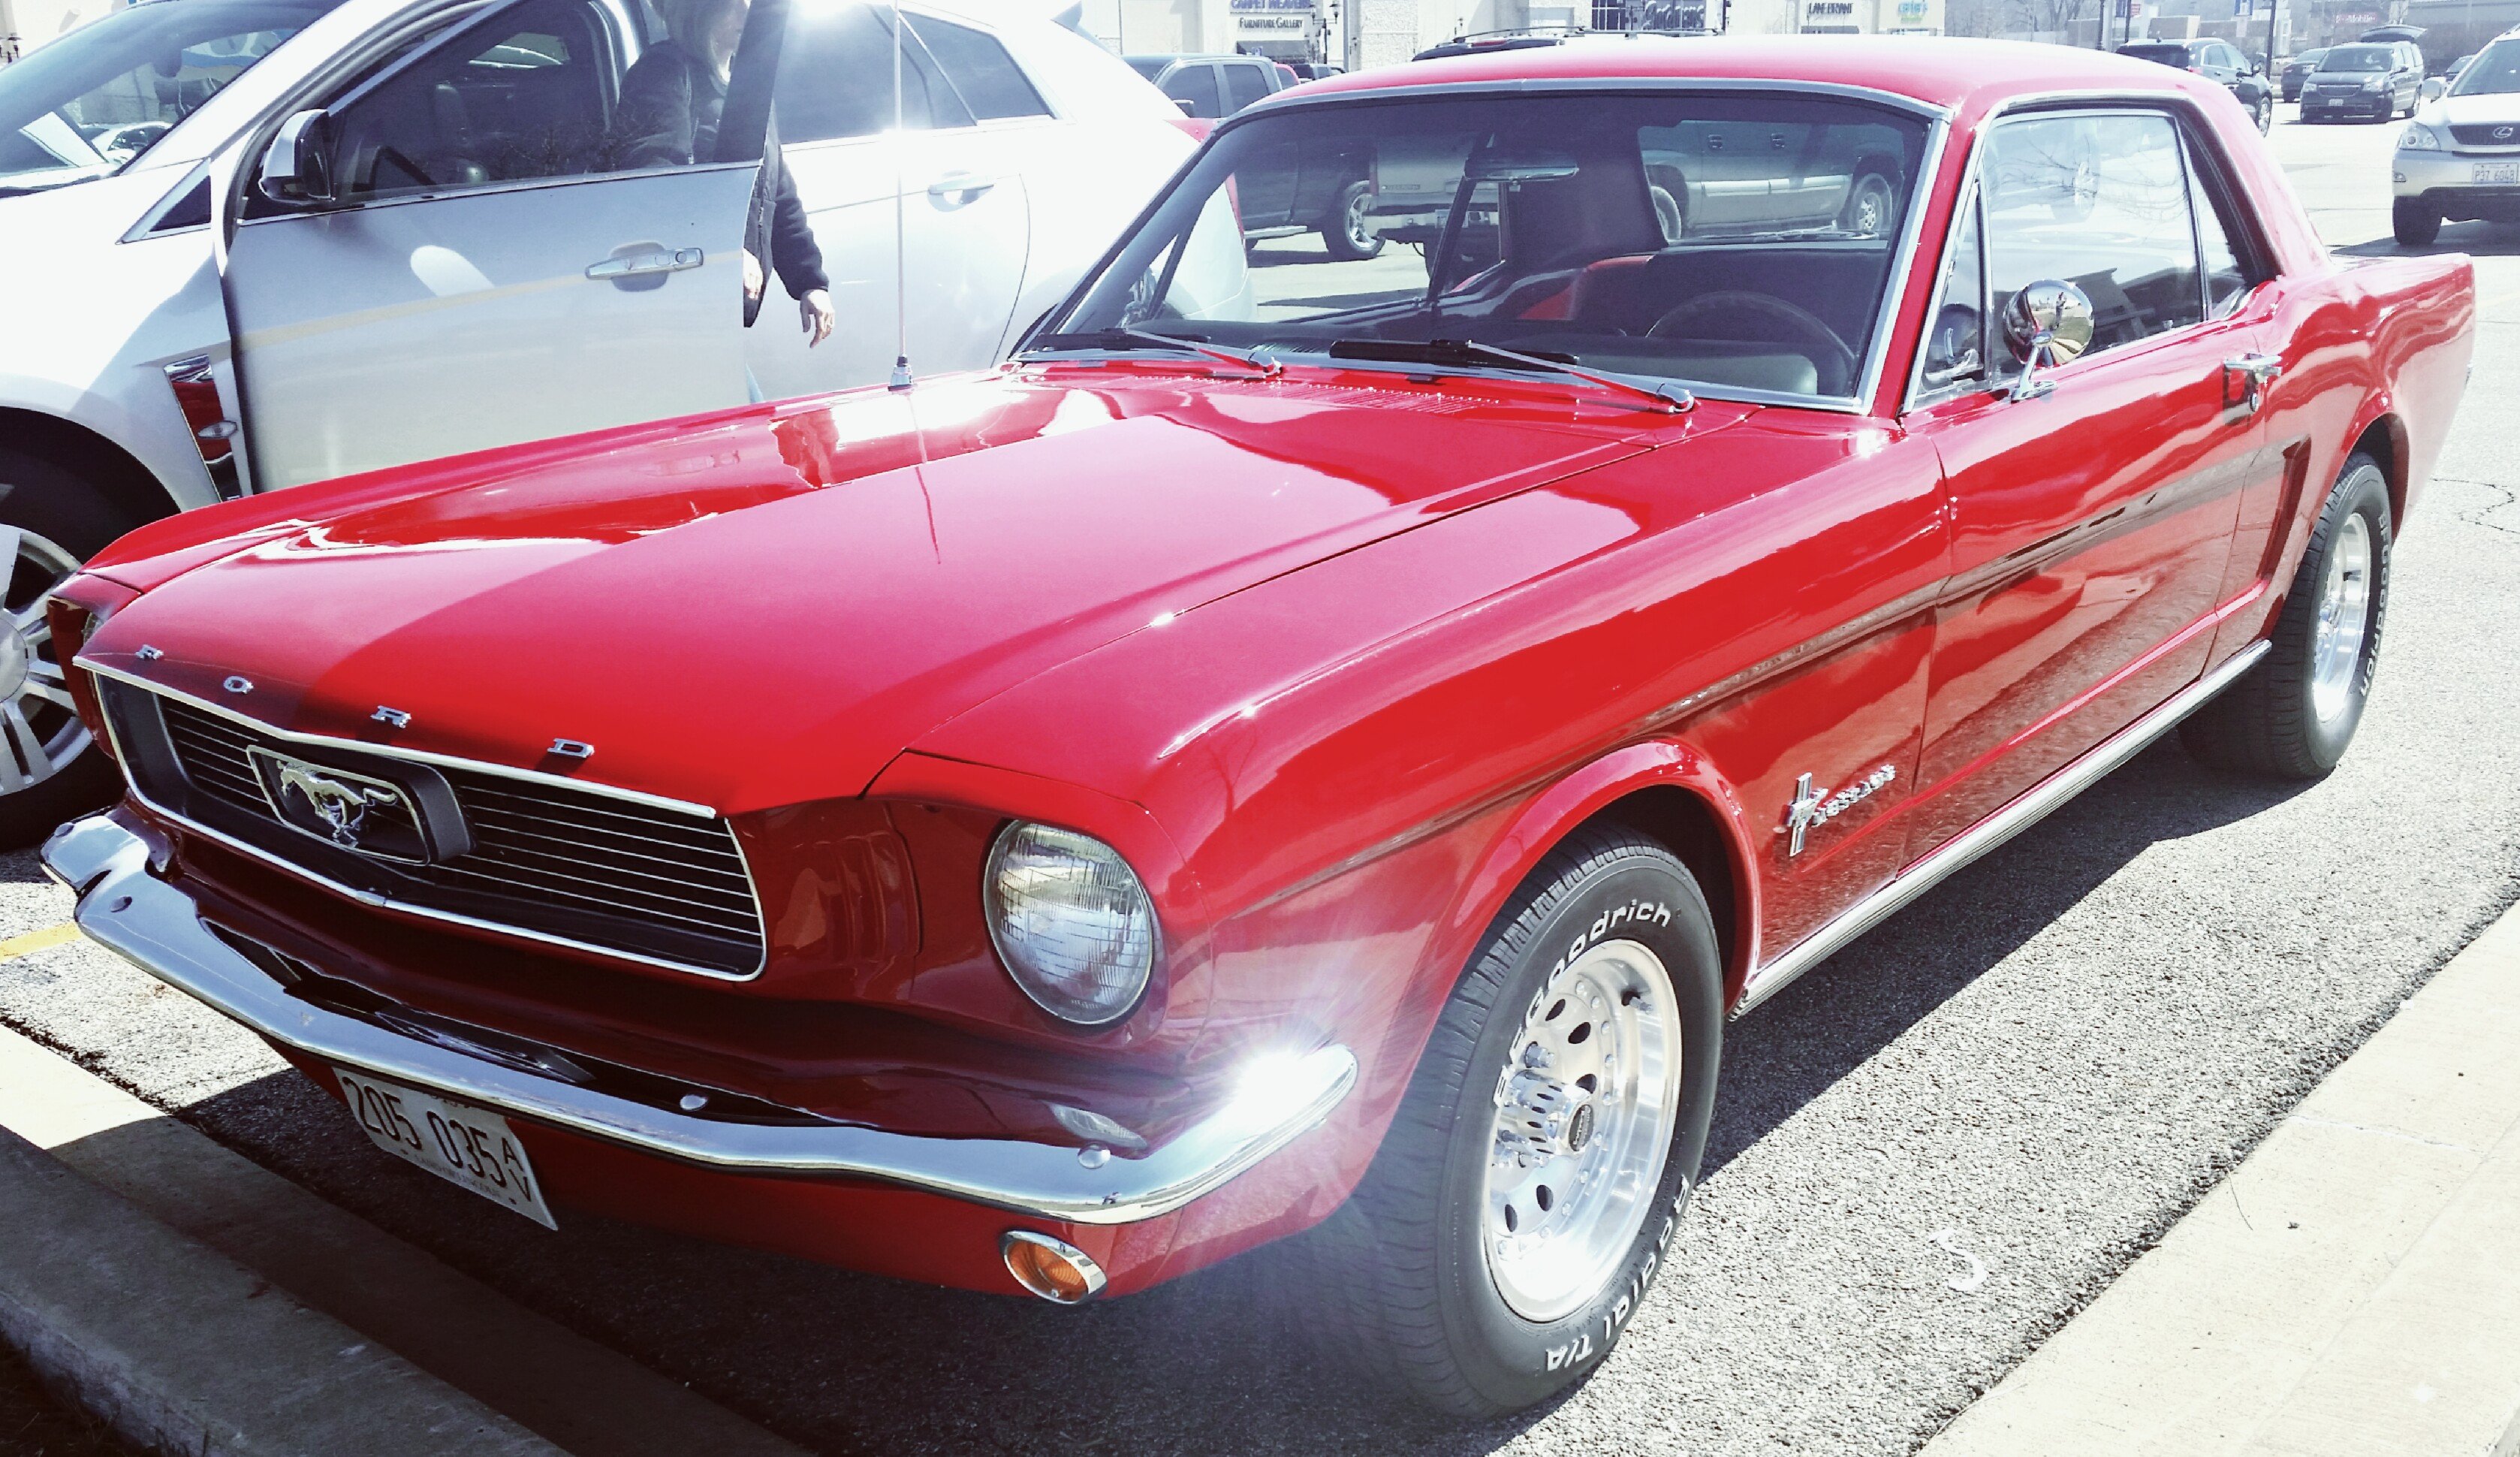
{"left": 0, "top": 0, "right": 1192, "bottom": 837}
{"left": 2395, "top": 30, "right": 2520, "bottom": 244}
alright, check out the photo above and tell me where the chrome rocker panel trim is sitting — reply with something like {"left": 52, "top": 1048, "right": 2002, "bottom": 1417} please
{"left": 41, "top": 813, "right": 1358, "bottom": 1226}
{"left": 1732, "top": 638, "right": 2271, "bottom": 1018}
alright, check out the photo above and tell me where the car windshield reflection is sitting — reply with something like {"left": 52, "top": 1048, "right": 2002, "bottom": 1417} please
{"left": 1041, "top": 91, "right": 1932, "bottom": 404}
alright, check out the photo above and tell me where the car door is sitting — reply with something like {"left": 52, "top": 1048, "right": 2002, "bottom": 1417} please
{"left": 1901, "top": 108, "right": 2266, "bottom": 855}
{"left": 746, "top": 2, "right": 1026, "bottom": 400}
{"left": 219, "top": 0, "right": 786, "bottom": 491}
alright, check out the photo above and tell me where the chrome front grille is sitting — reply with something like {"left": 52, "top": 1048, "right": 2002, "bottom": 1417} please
{"left": 109, "top": 683, "right": 764, "bottom": 979}
{"left": 2449, "top": 123, "right": 2520, "bottom": 146}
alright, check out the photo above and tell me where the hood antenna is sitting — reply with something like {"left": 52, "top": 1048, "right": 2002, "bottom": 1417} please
{"left": 886, "top": 0, "right": 912, "bottom": 391}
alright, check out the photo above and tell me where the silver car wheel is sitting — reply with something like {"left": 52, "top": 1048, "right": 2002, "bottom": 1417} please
{"left": 0, "top": 525, "right": 92, "bottom": 795}
{"left": 2310, "top": 511, "right": 2373, "bottom": 725}
{"left": 1843, "top": 173, "right": 1895, "bottom": 237}
{"left": 1483, "top": 937, "right": 1682, "bottom": 1323}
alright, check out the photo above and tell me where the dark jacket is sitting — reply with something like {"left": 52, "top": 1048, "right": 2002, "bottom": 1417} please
{"left": 614, "top": 41, "right": 828, "bottom": 299}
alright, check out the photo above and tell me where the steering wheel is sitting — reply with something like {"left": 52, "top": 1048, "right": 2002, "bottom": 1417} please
{"left": 1647, "top": 291, "right": 1859, "bottom": 397}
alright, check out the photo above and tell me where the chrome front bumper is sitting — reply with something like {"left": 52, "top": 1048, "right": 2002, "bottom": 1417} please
{"left": 42, "top": 813, "right": 1356, "bottom": 1226}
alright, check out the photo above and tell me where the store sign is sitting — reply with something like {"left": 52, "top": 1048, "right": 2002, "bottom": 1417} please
{"left": 1897, "top": 0, "right": 1927, "bottom": 20}
{"left": 1231, "top": 0, "right": 1314, "bottom": 35}
{"left": 1807, "top": 2, "right": 1856, "bottom": 15}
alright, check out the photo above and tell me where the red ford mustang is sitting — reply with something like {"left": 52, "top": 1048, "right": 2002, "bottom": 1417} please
{"left": 39, "top": 38, "right": 2473, "bottom": 1415}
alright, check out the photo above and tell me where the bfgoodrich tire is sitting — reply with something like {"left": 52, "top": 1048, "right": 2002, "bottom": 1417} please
{"left": 0, "top": 446, "right": 155, "bottom": 848}
{"left": 1310, "top": 825, "right": 1723, "bottom": 1416}
{"left": 2181, "top": 452, "right": 2391, "bottom": 779}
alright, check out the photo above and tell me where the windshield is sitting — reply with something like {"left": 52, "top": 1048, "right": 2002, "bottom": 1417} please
{"left": 2318, "top": 46, "right": 2392, "bottom": 71}
{"left": 2289, "top": 50, "right": 2326, "bottom": 68}
{"left": 2452, "top": 39, "right": 2520, "bottom": 95}
{"left": 0, "top": 0, "right": 342, "bottom": 191}
{"left": 1040, "top": 92, "right": 1931, "bottom": 403}
{"left": 2120, "top": 45, "right": 2190, "bottom": 65}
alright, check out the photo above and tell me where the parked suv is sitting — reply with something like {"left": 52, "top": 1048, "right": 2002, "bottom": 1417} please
{"left": 2280, "top": 47, "right": 2329, "bottom": 101}
{"left": 2118, "top": 38, "right": 2275, "bottom": 131}
{"left": 1126, "top": 53, "right": 1289, "bottom": 119}
{"left": 2392, "top": 30, "right": 2520, "bottom": 243}
{"left": 0, "top": 0, "right": 1191, "bottom": 840}
{"left": 2299, "top": 40, "right": 2427, "bottom": 121}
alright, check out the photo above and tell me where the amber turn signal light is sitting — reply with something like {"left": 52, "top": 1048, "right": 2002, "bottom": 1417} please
{"left": 1002, "top": 1230, "right": 1107, "bottom": 1304}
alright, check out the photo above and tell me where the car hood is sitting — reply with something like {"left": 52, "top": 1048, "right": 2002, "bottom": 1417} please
{"left": 2434, "top": 95, "right": 2520, "bottom": 126}
{"left": 84, "top": 370, "right": 1691, "bottom": 810}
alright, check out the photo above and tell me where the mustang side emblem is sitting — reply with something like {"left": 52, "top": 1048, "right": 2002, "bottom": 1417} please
{"left": 1783, "top": 765, "right": 1898, "bottom": 857}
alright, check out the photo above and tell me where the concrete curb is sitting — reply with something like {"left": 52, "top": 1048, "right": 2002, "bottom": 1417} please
{"left": 0, "top": 1123, "right": 562, "bottom": 1457}
{"left": 1923, "top": 904, "right": 2520, "bottom": 1457}
{"left": 0, "top": 1022, "right": 808, "bottom": 1457}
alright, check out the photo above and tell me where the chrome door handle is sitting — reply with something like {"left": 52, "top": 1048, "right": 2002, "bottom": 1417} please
{"left": 585, "top": 246, "right": 703, "bottom": 281}
{"left": 927, "top": 171, "right": 996, "bottom": 201}
{"left": 2225, "top": 352, "right": 2283, "bottom": 412}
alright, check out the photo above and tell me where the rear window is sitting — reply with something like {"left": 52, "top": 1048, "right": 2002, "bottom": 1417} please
{"left": 2120, "top": 44, "right": 2191, "bottom": 65}
{"left": 2320, "top": 46, "right": 2392, "bottom": 71}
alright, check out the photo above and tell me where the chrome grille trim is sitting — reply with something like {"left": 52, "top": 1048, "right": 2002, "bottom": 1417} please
{"left": 83, "top": 662, "right": 768, "bottom": 982}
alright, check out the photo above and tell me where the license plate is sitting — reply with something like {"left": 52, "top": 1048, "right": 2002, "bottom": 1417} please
{"left": 334, "top": 1068, "right": 558, "bottom": 1229}
{"left": 2475, "top": 163, "right": 2520, "bottom": 186}
{"left": 2323, "top": 98, "right": 2345, "bottom": 107}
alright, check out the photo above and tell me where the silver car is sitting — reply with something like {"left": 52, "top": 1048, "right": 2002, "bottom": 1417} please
{"left": 2393, "top": 30, "right": 2520, "bottom": 245}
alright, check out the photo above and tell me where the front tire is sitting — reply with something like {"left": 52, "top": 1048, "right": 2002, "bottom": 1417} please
{"left": 1318, "top": 179, "right": 1382, "bottom": 262}
{"left": 2181, "top": 453, "right": 2391, "bottom": 779}
{"left": 1313, "top": 825, "right": 1723, "bottom": 1416}
{"left": 2394, "top": 198, "right": 2441, "bottom": 246}
{"left": 2254, "top": 95, "right": 2274, "bottom": 133}
{"left": 0, "top": 447, "right": 155, "bottom": 846}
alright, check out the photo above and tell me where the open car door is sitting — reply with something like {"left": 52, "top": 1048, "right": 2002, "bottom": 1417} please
{"left": 219, "top": 0, "right": 788, "bottom": 490}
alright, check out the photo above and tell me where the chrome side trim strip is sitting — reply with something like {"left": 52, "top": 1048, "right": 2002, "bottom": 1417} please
{"left": 42, "top": 813, "right": 1358, "bottom": 1226}
{"left": 1731, "top": 639, "right": 2269, "bottom": 1019}
{"left": 84, "top": 665, "right": 770, "bottom": 983}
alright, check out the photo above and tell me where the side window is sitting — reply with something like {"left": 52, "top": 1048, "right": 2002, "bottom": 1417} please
{"left": 1982, "top": 111, "right": 2202, "bottom": 378}
{"left": 2187, "top": 136, "right": 2255, "bottom": 318}
{"left": 776, "top": 4, "right": 971, "bottom": 144}
{"left": 1222, "top": 62, "right": 1272, "bottom": 115}
{"left": 1917, "top": 187, "right": 1985, "bottom": 394}
{"left": 1163, "top": 65, "right": 1220, "bottom": 119}
{"left": 329, "top": 0, "right": 623, "bottom": 203}
{"left": 906, "top": 16, "right": 1049, "bottom": 121}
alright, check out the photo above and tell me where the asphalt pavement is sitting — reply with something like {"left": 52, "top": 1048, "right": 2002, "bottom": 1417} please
{"left": 2, "top": 110, "right": 2515, "bottom": 1457}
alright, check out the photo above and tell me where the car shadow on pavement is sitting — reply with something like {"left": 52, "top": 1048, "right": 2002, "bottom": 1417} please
{"left": 2336, "top": 222, "right": 2520, "bottom": 258}
{"left": 65, "top": 735, "right": 2310, "bottom": 1457}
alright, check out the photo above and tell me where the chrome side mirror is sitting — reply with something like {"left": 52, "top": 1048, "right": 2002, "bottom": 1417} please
{"left": 257, "top": 108, "right": 335, "bottom": 206}
{"left": 2001, "top": 278, "right": 2094, "bottom": 402}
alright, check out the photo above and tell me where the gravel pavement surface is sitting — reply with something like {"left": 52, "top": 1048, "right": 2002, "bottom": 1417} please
{"left": 2, "top": 113, "right": 2514, "bottom": 1457}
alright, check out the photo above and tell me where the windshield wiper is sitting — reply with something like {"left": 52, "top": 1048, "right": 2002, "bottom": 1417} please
{"left": 1022, "top": 327, "right": 1281, "bottom": 378}
{"left": 1324, "top": 338, "right": 1692, "bottom": 414}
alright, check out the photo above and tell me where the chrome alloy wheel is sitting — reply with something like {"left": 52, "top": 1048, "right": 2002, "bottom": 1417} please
{"left": 2310, "top": 511, "right": 2374, "bottom": 725}
{"left": 1843, "top": 173, "right": 1895, "bottom": 237}
{"left": 1483, "top": 938, "right": 1683, "bottom": 1323}
{"left": 0, "top": 526, "right": 90, "bottom": 795}
{"left": 1342, "top": 188, "right": 1376, "bottom": 254}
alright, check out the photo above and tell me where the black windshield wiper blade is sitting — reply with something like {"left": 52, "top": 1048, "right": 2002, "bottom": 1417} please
{"left": 1324, "top": 338, "right": 1691, "bottom": 414}
{"left": 1023, "top": 327, "right": 1280, "bottom": 378}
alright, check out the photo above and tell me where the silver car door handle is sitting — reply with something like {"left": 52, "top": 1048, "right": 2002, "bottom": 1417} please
{"left": 927, "top": 172, "right": 996, "bottom": 200}
{"left": 585, "top": 247, "right": 704, "bottom": 281}
{"left": 2225, "top": 351, "right": 2283, "bottom": 412}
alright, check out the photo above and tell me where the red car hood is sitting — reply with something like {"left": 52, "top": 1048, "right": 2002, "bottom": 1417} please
{"left": 84, "top": 370, "right": 1699, "bottom": 811}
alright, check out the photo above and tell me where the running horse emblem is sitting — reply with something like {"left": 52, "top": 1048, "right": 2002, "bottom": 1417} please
{"left": 272, "top": 760, "right": 407, "bottom": 850}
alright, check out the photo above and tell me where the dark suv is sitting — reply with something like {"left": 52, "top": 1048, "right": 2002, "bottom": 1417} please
{"left": 2298, "top": 40, "right": 2427, "bottom": 121}
{"left": 2280, "top": 48, "right": 2329, "bottom": 101}
{"left": 2118, "top": 38, "right": 2276, "bottom": 131}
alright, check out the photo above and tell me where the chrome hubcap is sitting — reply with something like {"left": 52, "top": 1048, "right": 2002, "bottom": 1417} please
{"left": 1484, "top": 937, "right": 1682, "bottom": 1323}
{"left": 0, "top": 523, "right": 90, "bottom": 794}
{"left": 1849, "top": 178, "right": 1891, "bottom": 236}
{"left": 1346, "top": 192, "right": 1373, "bottom": 250}
{"left": 2311, "top": 512, "right": 2373, "bottom": 725}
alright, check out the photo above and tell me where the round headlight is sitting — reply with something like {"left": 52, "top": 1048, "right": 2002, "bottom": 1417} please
{"left": 983, "top": 822, "right": 1158, "bottom": 1027}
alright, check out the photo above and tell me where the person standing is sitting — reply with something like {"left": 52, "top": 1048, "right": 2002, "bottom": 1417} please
{"left": 615, "top": 0, "right": 835, "bottom": 347}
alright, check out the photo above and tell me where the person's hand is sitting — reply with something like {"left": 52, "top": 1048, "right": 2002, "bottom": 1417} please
{"left": 740, "top": 248, "right": 764, "bottom": 303}
{"left": 799, "top": 288, "right": 834, "bottom": 348}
